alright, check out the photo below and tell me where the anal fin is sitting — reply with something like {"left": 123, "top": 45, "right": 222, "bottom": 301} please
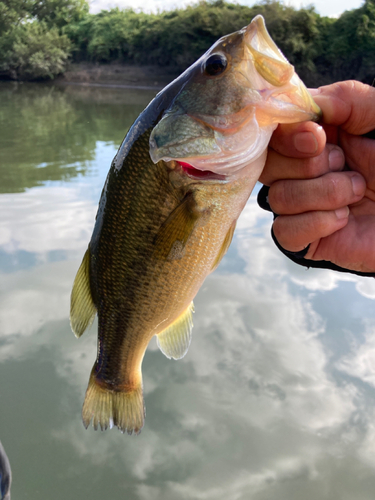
{"left": 70, "top": 248, "right": 96, "bottom": 338}
{"left": 211, "top": 221, "right": 236, "bottom": 271}
{"left": 157, "top": 302, "right": 194, "bottom": 360}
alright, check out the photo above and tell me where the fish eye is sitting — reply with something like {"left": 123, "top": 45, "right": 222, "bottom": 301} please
{"left": 203, "top": 53, "right": 228, "bottom": 76}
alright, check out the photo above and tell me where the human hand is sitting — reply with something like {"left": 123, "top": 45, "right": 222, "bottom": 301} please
{"left": 260, "top": 80, "right": 375, "bottom": 274}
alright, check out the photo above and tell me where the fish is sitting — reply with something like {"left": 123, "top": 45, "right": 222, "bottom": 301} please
{"left": 70, "top": 15, "right": 320, "bottom": 434}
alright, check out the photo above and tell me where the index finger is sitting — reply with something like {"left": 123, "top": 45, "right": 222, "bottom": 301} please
{"left": 269, "top": 120, "right": 326, "bottom": 158}
{"left": 312, "top": 80, "right": 375, "bottom": 135}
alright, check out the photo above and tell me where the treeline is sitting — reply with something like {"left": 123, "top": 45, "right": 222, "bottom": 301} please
{"left": 1, "top": 0, "right": 375, "bottom": 86}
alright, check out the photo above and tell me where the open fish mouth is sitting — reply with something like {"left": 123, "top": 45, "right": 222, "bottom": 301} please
{"left": 241, "top": 16, "right": 321, "bottom": 121}
{"left": 177, "top": 161, "right": 227, "bottom": 181}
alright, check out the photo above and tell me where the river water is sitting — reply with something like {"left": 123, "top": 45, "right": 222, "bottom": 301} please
{"left": 2, "top": 81, "right": 375, "bottom": 499}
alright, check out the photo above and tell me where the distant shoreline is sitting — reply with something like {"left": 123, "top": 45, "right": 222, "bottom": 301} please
{"left": 56, "top": 62, "right": 180, "bottom": 91}
{"left": 60, "top": 81, "right": 165, "bottom": 91}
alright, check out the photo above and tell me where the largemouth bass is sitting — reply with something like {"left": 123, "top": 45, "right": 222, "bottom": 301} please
{"left": 70, "top": 15, "right": 320, "bottom": 434}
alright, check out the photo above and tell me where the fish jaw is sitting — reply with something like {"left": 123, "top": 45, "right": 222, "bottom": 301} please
{"left": 243, "top": 15, "right": 321, "bottom": 124}
{"left": 149, "top": 15, "right": 321, "bottom": 179}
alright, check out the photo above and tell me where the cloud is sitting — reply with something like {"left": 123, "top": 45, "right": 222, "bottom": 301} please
{"left": 286, "top": 0, "right": 363, "bottom": 17}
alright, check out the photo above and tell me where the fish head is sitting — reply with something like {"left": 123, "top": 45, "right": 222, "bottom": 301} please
{"left": 149, "top": 15, "right": 321, "bottom": 179}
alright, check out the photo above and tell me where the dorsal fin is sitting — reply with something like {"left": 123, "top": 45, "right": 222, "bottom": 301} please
{"left": 157, "top": 302, "right": 194, "bottom": 360}
{"left": 70, "top": 248, "right": 97, "bottom": 338}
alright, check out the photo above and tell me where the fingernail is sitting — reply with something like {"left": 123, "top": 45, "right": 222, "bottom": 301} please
{"left": 294, "top": 132, "right": 318, "bottom": 154}
{"left": 335, "top": 207, "right": 349, "bottom": 219}
{"left": 308, "top": 88, "right": 321, "bottom": 96}
{"left": 351, "top": 174, "right": 365, "bottom": 197}
{"left": 328, "top": 148, "right": 345, "bottom": 171}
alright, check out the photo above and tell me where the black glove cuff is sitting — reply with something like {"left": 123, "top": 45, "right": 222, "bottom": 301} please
{"left": 257, "top": 185, "right": 375, "bottom": 278}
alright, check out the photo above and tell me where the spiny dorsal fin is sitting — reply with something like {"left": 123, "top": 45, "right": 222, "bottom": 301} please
{"left": 157, "top": 302, "right": 194, "bottom": 360}
{"left": 211, "top": 221, "right": 236, "bottom": 271}
{"left": 70, "top": 248, "right": 96, "bottom": 338}
{"left": 82, "top": 368, "right": 145, "bottom": 435}
{"left": 153, "top": 193, "right": 200, "bottom": 260}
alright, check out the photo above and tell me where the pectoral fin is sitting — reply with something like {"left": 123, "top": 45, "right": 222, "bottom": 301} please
{"left": 154, "top": 193, "right": 200, "bottom": 260}
{"left": 157, "top": 302, "right": 194, "bottom": 360}
{"left": 211, "top": 221, "right": 236, "bottom": 271}
{"left": 70, "top": 248, "right": 96, "bottom": 338}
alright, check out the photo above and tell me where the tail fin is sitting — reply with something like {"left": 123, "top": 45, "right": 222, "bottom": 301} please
{"left": 82, "top": 369, "right": 145, "bottom": 435}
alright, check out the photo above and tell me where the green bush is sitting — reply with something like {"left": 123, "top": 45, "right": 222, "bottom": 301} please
{"left": 64, "top": 0, "right": 326, "bottom": 85}
{"left": 31, "top": 0, "right": 89, "bottom": 29}
{"left": 0, "top": 0, "right": 88, "bottom": 80}
{"left": 0, "top": 22, "right": 71, "bottom": 80}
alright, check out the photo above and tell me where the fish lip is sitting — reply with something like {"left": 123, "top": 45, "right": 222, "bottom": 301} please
{"left": 244, "top": 15, "right": 286, "bottom": 64}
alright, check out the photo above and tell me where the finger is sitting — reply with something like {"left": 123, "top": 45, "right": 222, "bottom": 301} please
{"left": 340, "top": 130, "right": 375, "bottom": 188}
{"left": 260, "top": 143, "right": 345, "bottom": 186}
{"left": 312, "top": 81, "right": 375, "bottom": 135}
{"left": 273, "top": 207, "right": 350, "bottom": 253}
{"left": 269, "top": 120, "right": 326, "bottom": 158}
{"left": 268, "top": 171, "right": 366, "bottom": 215}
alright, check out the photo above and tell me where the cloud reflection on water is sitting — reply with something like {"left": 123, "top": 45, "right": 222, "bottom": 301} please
{"left": 1, "top": 181, "right": 372, "bottom": 498}
{"left": 0, "top": 186, "right": 96, "bottom": 257}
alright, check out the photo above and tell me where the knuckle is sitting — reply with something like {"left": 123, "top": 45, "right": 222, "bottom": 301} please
{"left": 274, "top": 214, "right": 311, "bottom": 251}
{"left": 330, "top": 80, "right": 360, "bottom": 101}
{"left": 269, "top": 181, "right": 291, "bottom": 213}
{"left": 322, "top": 173, "right": 342, "bottom": 205}
{"left": 311, "top": 212, "right": 329, "bottom": 233}
{"left": 273, "top": 216, "right": 294, "bottom": 248}
{"left": 303, "top": 155, "right": 327, "bottom": 178}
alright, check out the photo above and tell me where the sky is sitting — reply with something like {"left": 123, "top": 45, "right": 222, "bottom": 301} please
{"left": 89, "top": 0, "right": 365, "bottom": 19}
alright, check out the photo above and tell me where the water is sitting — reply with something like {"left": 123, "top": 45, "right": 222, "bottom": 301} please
{"left": 2, "top": 81, "right": 375, "bottom": 500}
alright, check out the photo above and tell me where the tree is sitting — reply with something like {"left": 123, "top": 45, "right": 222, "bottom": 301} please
{"left": 0, "top": 0, "right": 34, "bottom": 35}
{"left": 31, "top": 0, "right": 89, "bottom": 29}
{"left": 0, "top": 0, "right": 88, "bottom": 80}
{"left": 0, "top": 22, "right": 71, "bottom": 80}
{"left": 327, "top": 0, "right": 375, "bottom": 83}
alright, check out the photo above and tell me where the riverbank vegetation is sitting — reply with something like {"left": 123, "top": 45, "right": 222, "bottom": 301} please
{"left": 1, "top": 0, "right": 375, "bottom": 86}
